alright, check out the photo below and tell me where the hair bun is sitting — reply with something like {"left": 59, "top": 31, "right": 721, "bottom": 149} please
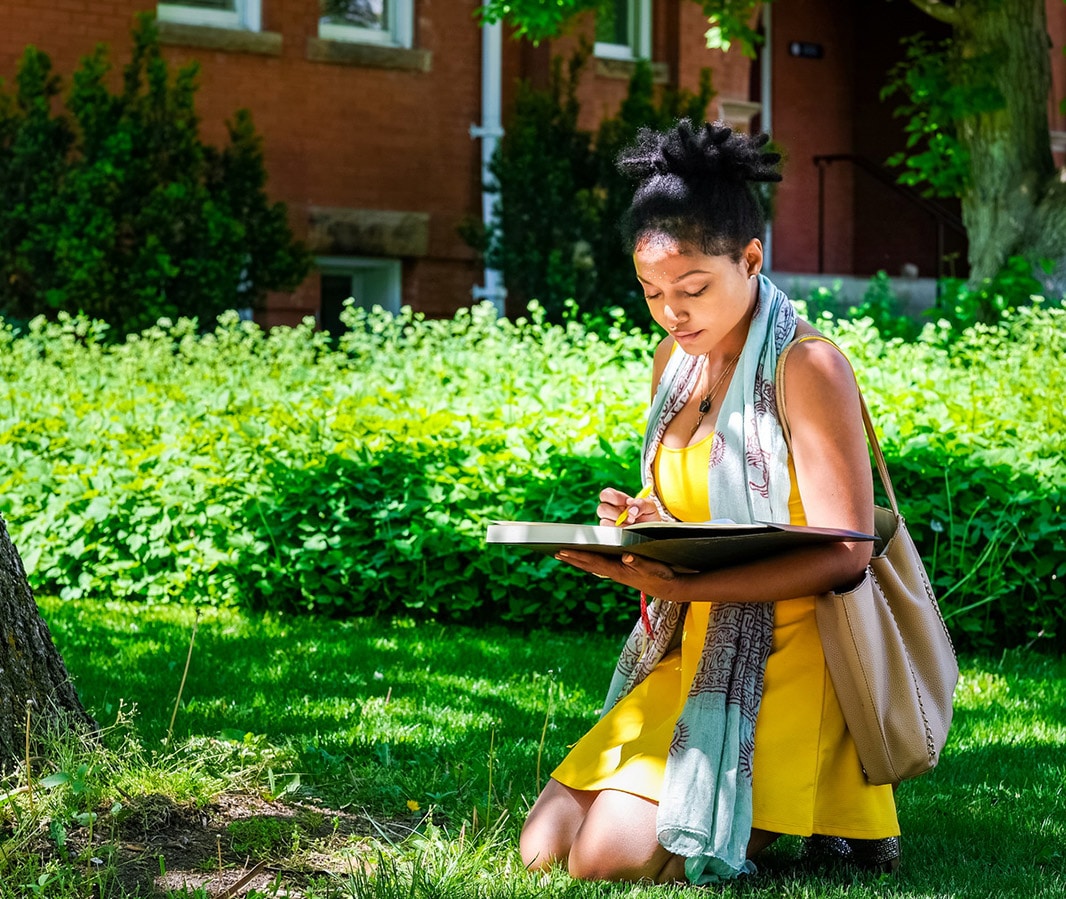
{"left": 619, "top": 118, "right": 781, "bottom": 187}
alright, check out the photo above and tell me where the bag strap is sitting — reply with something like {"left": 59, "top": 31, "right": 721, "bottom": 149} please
{"left": 775, "top": 335, "right": 899, "bottom": 517}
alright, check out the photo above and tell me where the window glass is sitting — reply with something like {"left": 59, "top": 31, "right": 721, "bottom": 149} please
{"left": 595, "top": 0, "right": 629, "bottom": 47}
{"left": 594, "top": 0, "right": 649, "bottom": 61}
{"left": 319, "top": 259, "right": 402, "bottom": 334}
{"left": 176, "top": 0, "right": 235, "bottom": 9}
{"left": 321, "top": 0, "right": 388, "bottom": 32}
{"left": 157, "top": 1, "right": 259, "bottom": 29}
{"left": 319, "top": 0, "right": 411, "bottom": 47}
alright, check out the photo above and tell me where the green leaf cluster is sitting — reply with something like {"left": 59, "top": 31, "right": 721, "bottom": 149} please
{"left": 881, "top": 33, "right": 1004, "bottom": 199}
{"left": 477, "top": 0, "right": 767, "bottom": 57}
{"left": 1, "top": 297, "right": 1063, "bottom": 650}
{"left": 0, "top": 14, "right": 311, "bottom": 337}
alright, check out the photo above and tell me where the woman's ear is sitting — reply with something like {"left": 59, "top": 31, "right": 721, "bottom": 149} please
{"left": 744, "top": 238, "right": 764, "bottom": 278}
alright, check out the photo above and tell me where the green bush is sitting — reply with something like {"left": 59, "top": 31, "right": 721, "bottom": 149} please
{"left": 0, "top": 14, "right": 310, "bottom": 336}
{"left": 474, "top": 45, "right": 714, "bottom": 329}
{"left": 0, "top": 300, "right": 1063, "bottom": 651}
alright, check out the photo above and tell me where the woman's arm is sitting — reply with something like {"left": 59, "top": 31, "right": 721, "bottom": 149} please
{"left": 556, "top": 334, "right": 875, "bottom": 602}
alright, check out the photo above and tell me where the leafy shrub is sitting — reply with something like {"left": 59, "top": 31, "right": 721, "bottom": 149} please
{"left": 0, "top": 14, "right": 310, "bottom": 336}
{"left": 935, "top": 254, "right": 1052, "bottom": 330}
{"left": 0, "top": 300, "right": 1063, "bottom": 651}
{"left": 474, "top": 45, "right": 714, "bottom": 329}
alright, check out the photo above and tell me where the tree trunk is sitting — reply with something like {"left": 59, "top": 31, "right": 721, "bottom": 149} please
{"left": 0, "top": 513, "right": 96, "bottom": 767}
{"left": 948, "top": 0, "right": 1066, "bottom": 285}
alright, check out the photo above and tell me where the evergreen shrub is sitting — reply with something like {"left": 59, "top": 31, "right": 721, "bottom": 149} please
{"left": 0, "top": 301, "right": 1062, "bottom": 651}
{"left": 0, "top": 14, "right": 310, "bottom": 336}
{"left": 471, "top": 46, "right": 714, "bottom": 330}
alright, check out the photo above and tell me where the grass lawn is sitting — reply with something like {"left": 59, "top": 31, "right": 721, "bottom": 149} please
{"left": 7, "top": 597, "right": 1065, "bottom": 897}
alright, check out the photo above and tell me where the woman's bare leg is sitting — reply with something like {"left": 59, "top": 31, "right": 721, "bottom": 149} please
{"left": 568, "top": 789, "right": 681, "bottom": 883}
{"left": 520, "top": 779, "right": 595, "bottom": 871}
{"left": 522, "top": 778, "right": 777, "bottom": 883}
{"left": 748, "top": 827, "right": 781, "bottom": 858}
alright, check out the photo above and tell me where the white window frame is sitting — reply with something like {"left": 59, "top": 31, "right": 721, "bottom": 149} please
{"left": 157, "top": 1, "right": 262, "bottom": 31}
{"left": 318, "top": 0, "right": 414, "bottom": 49}
{"left": 318, "top": 257, "right": 403, "bottom": 322}
{"left": 594, "top": 0, "right": 651, "bottom": 61}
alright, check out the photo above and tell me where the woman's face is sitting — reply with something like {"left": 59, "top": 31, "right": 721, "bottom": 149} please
{"left": 634, "top": 235, "right": 762, "bottom": 356}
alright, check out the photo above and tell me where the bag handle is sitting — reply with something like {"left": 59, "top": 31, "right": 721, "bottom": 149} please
{"left": 775, "top": 336, "right": 899, "bottom": 517}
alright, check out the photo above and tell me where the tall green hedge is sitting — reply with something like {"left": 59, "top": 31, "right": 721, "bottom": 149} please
{"left": 0, "top": 14, "right": 310, "bottom": 335}
{"left": 0, "top": 301, "right": 1063, "bottom": 651}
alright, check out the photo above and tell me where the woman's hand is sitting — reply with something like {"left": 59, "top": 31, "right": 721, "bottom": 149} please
{"left": 597, "top": 487, "right": 661, "bottom": 527}
{"left": 554, "top": 549, "right": 685, "bottom": 601}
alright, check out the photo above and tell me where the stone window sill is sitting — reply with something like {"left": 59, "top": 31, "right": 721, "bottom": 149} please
{"left": 306, "top": 37, "right": 431, "bottom": 73}
{"left": 595, "top": 57, "right": 669, "bottom": 83}
{"left": 157, "top": 21, "right": 282, "bottom": 56}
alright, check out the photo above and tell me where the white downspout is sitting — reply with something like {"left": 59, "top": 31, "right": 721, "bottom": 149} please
{"left": 470, "top": 21, "right": 507, "bottom": 315}
{"left": 761, "top": 2, "right": 773, "bottom": 270}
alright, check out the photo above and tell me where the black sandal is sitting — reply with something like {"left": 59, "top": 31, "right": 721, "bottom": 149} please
{"left": 801, "top": 834, "right": 901, "bottom": 874}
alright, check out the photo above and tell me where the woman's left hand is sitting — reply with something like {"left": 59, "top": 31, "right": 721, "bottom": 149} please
{"left": 554, "top": 550, "right": 685, "bottom": 600}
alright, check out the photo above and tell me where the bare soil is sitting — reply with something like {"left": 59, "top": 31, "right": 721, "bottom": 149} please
{"left": 53, "top": 791, "right": 391, "bottom": 897}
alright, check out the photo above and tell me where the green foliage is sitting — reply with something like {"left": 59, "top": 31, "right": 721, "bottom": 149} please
{"left": 0, "top": 14, "right": 310, "bottom": 337}
{"left": 476, "top": 0, "right": 600, "bottom": 44}
{"left": 477, "top": 0, "right": 768, "bottom": 57}
{"left": 2, "top": 294, "right": 1065, "bottom": 651}
{"left": 697, "top": 0, "right": 764, "bottom": 58}
{"left": 935, "top": 254, "right": 1051, "bottom": 328}
{"left": 0, "top": 303, "right": 656, "bottom": 632}
{"left": 881, "top": 33, "right": 1004, "bottom": 199}
{"left": 806, "top": 271, "right": 926, "bottom": 343}
{"left": 479, "top": 46, "right": 714, "bottom": 329}
{"left": 826, "top": 303, "right": 1066, "bottom": 650}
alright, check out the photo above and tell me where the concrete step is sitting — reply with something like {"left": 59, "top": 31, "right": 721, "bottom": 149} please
{"left": 766, "top": 271, "right": 938, "bottom": 317}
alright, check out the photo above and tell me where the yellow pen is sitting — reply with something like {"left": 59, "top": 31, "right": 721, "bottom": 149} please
{"left": 614, "top": 483, "right": 654, "bottom": 527}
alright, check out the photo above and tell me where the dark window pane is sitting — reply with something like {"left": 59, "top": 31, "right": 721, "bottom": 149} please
{"left": 595, "top": 0, "right": 629, "bottom": 45}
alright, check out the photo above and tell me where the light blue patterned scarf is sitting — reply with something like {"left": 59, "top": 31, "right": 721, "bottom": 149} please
{"left": 600, "top": 274, "right": 797, "bottom": 884}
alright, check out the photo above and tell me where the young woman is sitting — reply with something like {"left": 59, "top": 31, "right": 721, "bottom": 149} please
{"left": 518, "top": 120, "right": 900, "bottom": 885}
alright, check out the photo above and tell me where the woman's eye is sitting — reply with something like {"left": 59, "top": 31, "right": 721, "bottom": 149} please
{"left": 643, "top": 294, "right": 661, "bottom": 302}
{"left": 683, "top": 287, "right": 707, "bottom": 298}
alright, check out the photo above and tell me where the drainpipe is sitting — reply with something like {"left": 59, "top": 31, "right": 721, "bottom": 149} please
{"left": 470, "top": 20, "right": 507, "bottom": 315}
{"left": 760, "top": 2, "right": 774, "bottom": 271}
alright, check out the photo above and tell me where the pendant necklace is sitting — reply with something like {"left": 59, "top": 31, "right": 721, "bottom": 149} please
{"left": 690, "top": 350, "right": 741, "bottom": 438}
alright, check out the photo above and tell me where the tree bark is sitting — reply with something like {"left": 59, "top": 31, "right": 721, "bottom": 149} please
{"left": 943, "top": 0, "right": 1066, "bottom": 286}
{"left": 0, "top": 513, "right": 96, "bottom": 768}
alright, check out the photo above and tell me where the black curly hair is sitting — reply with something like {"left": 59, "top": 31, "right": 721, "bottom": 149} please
{"left": 617, "top": 118, "right": 782, "bottom": 261}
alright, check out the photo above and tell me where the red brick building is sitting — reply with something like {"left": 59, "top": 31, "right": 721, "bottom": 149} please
{"left": 1, "top": 1, "right": 1063, "bottom": 326}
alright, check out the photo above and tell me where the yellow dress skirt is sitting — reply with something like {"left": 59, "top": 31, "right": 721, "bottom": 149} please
{"left": 552, "top": 432, "right": 899, "bottom": 839}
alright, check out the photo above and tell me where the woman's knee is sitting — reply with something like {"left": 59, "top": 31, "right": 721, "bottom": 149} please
{"left": 567, "top": 830, "right": 671, "bottom": 883}
{"left": 519, "top": 819, "right": 561, "bottom": 872}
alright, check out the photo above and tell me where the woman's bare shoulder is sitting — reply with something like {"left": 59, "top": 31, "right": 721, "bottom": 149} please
{"left": 786, "top": 320, "right": 852, "bottom": 381}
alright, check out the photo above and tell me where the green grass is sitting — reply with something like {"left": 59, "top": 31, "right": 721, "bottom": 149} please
{"left": 9, "top": 597, "right": 1066, "bottom": 897}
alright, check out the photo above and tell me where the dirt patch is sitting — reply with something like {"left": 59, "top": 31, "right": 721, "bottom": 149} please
{"left": 54, "top": 791, "right": 396, "bottom": 897}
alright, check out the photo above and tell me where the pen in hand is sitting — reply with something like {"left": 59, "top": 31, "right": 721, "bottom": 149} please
{"left": 614, "top": 483, "right": 654, "bottom": 527}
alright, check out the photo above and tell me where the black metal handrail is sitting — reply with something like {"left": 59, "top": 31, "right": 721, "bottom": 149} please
{"left": 814, "top": 153, "right": 966, "bottom": 276}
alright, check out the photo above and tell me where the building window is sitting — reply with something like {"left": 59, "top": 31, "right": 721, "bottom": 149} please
{"left": 319, "top": 1, "right": 413, "bottom": 48}
{"left": 318, "top": 257, "right": 402, "bottom": 333}
{"left": 595, "top": 0, "right": 650, "bottom": 61}
{"left": 157, "top": 1, "right": 262, "bottom": 30}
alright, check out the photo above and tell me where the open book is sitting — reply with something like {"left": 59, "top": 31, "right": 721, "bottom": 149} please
{"left": 486, "top": 519, "right": 875, "bottom": 572}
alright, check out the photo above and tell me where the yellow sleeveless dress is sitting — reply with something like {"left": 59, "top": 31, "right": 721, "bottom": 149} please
{"left": 551, "top": 433, "right": 899, "bottom": 839}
